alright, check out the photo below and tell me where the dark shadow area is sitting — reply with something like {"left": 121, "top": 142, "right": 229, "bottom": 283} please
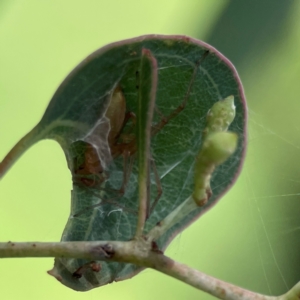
{"left": 202, "top": 0, "right": 294, "bottom": 71}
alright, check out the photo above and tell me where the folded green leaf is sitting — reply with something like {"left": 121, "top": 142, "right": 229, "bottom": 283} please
{"left": 0, "top": 35, "right": 247, "bottom": 291}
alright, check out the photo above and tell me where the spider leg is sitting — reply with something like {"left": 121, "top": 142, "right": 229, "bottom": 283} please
{"left": 151, "top": 50, "right": 209, "bottom": 136}
{"left": 119, "top": 153, "right": 135, "bottom": 194}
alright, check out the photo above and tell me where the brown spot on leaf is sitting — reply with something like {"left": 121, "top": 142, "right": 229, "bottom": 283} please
{"left": 91, "top": 262, "right": 101, "bottom": 273}
{"left": 72, "top": 261, "right": 102, "bottom": 279}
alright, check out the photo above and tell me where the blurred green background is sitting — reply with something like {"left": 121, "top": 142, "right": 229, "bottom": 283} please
{"left": 1, "top": 0, "right": 300, "bottom": 299}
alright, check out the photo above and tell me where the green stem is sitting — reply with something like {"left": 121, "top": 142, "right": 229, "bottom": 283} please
{"left": 0, "top": 125, "right": 39, "bottom": 179}
{"left": 0, "top": 241, "right": 298, "bottom": 300}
